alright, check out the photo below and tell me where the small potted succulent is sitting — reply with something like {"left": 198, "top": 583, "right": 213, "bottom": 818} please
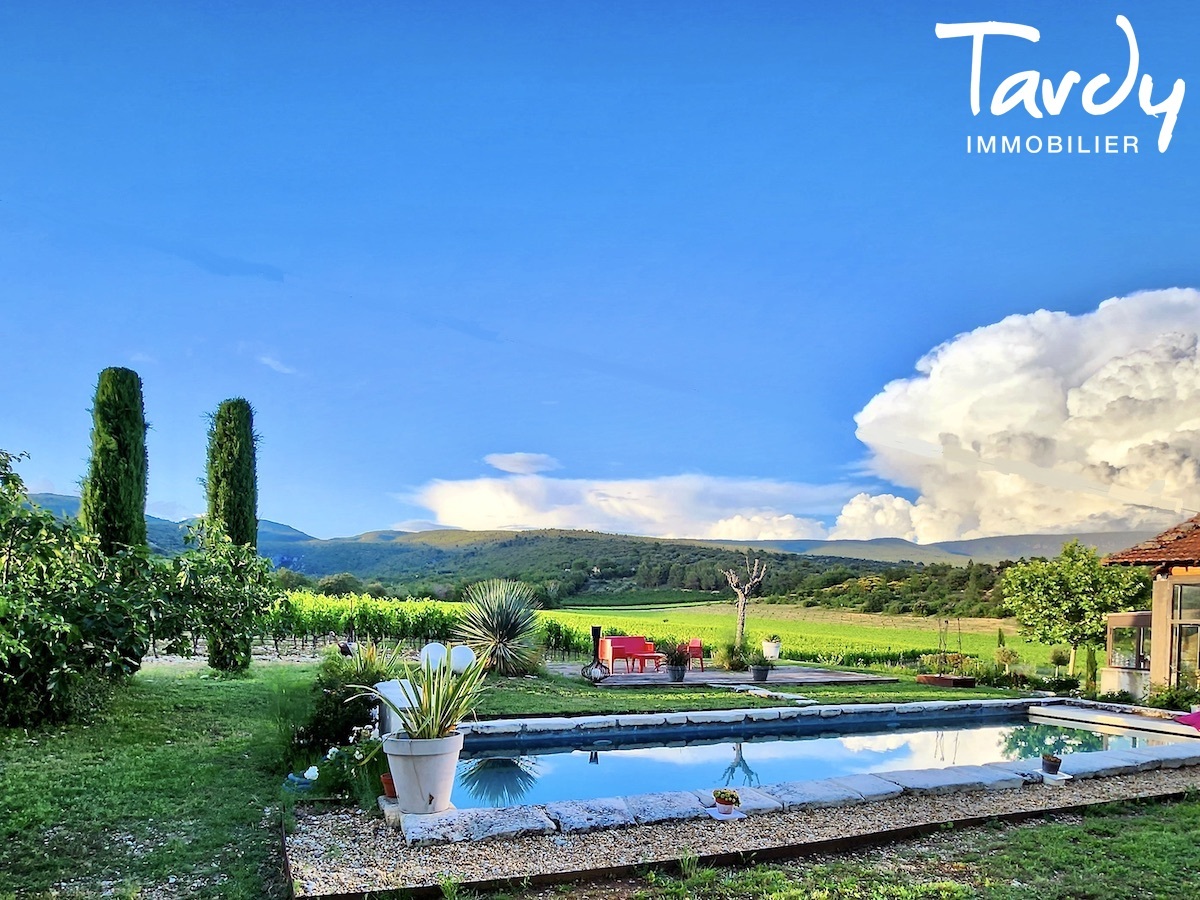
{"left": 712, "top": 788, "right": 740, "bottom": 815}
{"left": 661, "top": 643, "right": 692, "bottom": 683}
{"left": 746, "top": 649, "right": 773, "bottom": 682}
{"left": 1041, "top": 753, "right": 1062, "bottom": 775}
{"left": 762, "top": 634, "right": 782, "bottom": 660}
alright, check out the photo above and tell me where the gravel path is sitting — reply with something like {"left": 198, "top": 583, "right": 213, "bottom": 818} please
{"left": 286, "top": 766, "right": 1200, "bottom": 897}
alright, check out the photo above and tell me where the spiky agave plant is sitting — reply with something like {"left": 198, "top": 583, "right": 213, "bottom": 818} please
{"left": 351, "top": 657, "right": 487, "bottom": 740}
{"left": 456, "top": 579, "right": 541, "bottom": 675}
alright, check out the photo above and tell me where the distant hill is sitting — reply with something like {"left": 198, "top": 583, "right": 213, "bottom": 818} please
{"left": 27, "top": 493, "right": 314, "bottom": 558}
{"left": 705, "top": 531, "right": 1159, "bottom": 566}
{"left": 26, "top": 492, "right": 1157, "bottom": 581}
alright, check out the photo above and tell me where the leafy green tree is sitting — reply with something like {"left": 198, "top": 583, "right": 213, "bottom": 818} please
{"left": 79, "top": 367, "right": 148, "bottom": 554}
{"left": 172, "top": 519, "right": 280, "bottom": 672}
{"left": 206, "top": 398, "right": 258, "bottom": 548}
{"left": 1002, "top": 540, "right": 1150, "bottom": 672}
{"left": 318, "top": 572, "right": 364, "bottom": 596}
{"left": 2, "top": 450, "right": 157, "bottom": 725}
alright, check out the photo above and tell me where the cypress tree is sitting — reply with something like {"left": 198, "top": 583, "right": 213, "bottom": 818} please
{"left": 206, "top": 398, "right": 258, "bottom": 548}
{"left": 80, "top": 367, "right": 149, "bottom": 554}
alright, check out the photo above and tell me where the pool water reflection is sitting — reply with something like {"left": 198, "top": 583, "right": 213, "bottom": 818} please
{"left": 450, "top": 721, "right": 1149, "bottom": 809}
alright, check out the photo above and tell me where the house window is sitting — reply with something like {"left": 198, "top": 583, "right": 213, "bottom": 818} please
{"left": 1174, "top": 584, "right": 1200, "bottom": 619}
{"left": 1177, "top": 625, "right": 1200, "bottom": 690}
{"left": 1110, "top": 626, "right": 1151, "bottom": 670}
{"left": 1172, "top": 585, "right": 1200, "bottom": 689}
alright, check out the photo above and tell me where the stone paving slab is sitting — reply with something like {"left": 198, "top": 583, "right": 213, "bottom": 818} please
{"left": 985, "top": 759, "right": 1045, "bottom": 784}
{"left": 759, "top": 777, "right": 867, "bottom": 810}
{"left": 544, "top": 797, "right": 635, "bottom": 833}
{"left": 1057, "top": 750, "right": 1159, "bottom": 779}
{"left": 623, "top": 790, "right": 709, "bottom": 824}
{"left": 826, "top": 773, "right": 905, "bottom": 801}
{"left": 1126, "top": 742, "right": 1200, "bottom": 767}
{"left": 879, "top": 764, "right": 1024, "bottom": 794}
{"left": 692, "top": 786, "right": 783, "bottom": 815}
{"left": 517, "top": 717, "right": 578, "bottom": 734}
{"left": 400, "top": 805, "right": 557, "bottom": 846}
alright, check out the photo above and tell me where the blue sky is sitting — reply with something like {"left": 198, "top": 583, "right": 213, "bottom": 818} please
{"left": 3, "top": 1, "right": 1199, "bottom": 540}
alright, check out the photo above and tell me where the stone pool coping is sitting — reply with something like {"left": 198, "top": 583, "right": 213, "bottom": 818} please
{"left": 459, "top": 696, "right": 1060, "bottom": 750}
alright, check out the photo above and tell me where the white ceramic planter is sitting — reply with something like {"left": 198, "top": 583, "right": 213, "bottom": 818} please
{"left": 382, "top": 731, "right": 465, "bottom": 814}
{"left": 762, "top": 639, "right": 781, "bottom": 660}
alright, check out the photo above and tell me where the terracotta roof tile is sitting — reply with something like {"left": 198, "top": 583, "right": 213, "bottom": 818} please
{"left": 1103, "top": 514, "right": 1200, "bottom": 566}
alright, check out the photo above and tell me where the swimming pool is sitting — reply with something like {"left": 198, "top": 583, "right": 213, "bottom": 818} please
{"left": 450, "top": 718, "right": 1158, "bottom": 809}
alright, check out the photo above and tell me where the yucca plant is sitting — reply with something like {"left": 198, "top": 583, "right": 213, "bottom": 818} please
{"left": 455, "top": 579, "right": 541, "bottom": 675}
{"left": 351, "top": 657, "right": 487, "bottom": 740}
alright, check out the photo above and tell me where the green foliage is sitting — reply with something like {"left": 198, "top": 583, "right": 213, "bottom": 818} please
{"left": 271, "top": 591, "right": 461, "bottom": 644}
{"left": 354, "top": 657, "right": 487, "bottom": 739}
{"left": 79, "top": 367, "right": 148, "bottom": 554}
{"left": 744, "top": 648, "right": 772, "bottom": 668}
{"left": 296, "top": 644, "right": 402, "bottom": 753}
{"left": 713, "top": 642, "right": 748, "bottom": 671}
{"left": 660, "top": 640, "right": 692, "bottom": 667}
{"left": 1146, "top": 684, "right": 1200, "bottom": 712}
{"left": 317, "top": 571, "right": 364, "bottom": 596}
{"left": 455, "top": 578, "right": 541, "bottom": 675}
{"left": 172, "top": 519, "right": 280, "bottom": 672}
{"left": 1002, "top": 540, "right": 1151, "bottom": 653}
{"left": 206, "top": 398, "right": 258, "bottom": 548}
{"left": 1, "top": 450, "right": 158, "bottom": 726}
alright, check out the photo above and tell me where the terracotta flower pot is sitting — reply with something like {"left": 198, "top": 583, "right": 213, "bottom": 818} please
{"left": 715, "top": 801, "right": 735, "bottom": 815}
{"left": 380, "top": 773, "right": 397, "bottom": 799}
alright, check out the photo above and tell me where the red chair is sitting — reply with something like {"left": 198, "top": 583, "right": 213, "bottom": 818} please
{"left": 687, "top": 638, "right": 705, "bottom": 671}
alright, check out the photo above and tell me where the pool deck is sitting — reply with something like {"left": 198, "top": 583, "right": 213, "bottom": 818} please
{"left": 545, "top": 660, "right": 897, "bottom": 687}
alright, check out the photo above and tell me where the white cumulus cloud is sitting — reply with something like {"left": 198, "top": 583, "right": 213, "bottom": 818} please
{"left": 414, "top": 473, "right": 855, "bottom": 539}
{"left": 832, "top": 288, "right": 1200, "bottom": 542}
{"left": 483, "top": 452, "right": 562, "bottom": 475}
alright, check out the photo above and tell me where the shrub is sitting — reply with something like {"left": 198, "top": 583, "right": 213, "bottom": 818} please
{"left": 171, "top": 519, "right": 280, "bottom": 672}
{"left": 713, "top": 642, "right": 747, "bottom": 672}
{"left": 1146, "top": 685, "right": 1200, "bottom": 712}
{"left": 296, "top": 643, "right": 403, "bottom": 753}
{"left": 456, "top": 579, "right": 541, "bottom": 675}
{"left": 1, "top": 450, "right": 157, "bottom": 726}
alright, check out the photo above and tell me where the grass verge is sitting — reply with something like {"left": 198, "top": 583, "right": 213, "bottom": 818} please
{"left": 0, "top": 659, "right": 315, "bottom": 900}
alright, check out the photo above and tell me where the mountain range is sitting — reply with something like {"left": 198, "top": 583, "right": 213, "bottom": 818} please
{"left": 27, "top": 493, "right": 1156, "bottom": 582}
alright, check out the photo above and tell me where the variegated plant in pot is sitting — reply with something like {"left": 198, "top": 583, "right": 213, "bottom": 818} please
{"left": 352, "top": 657, "right": 487, "bottom": 814}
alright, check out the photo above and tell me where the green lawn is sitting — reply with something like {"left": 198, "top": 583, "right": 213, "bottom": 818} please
{"left": 0, "top": 660, "right": 314, "bottom": 900}
{"left": 543, "top": 604, "right": 1058, "bottom": 667}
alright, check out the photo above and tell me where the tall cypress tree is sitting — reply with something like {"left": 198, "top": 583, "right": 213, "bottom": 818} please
{"left": 80, "top": 367, "right": 149, "bottom": 554}
{"left": 206, "top": 398, "right": 258, "bottom": 548}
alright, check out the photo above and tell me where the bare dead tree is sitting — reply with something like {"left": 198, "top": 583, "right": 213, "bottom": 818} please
{"left": 723, "top": 554, "right": 767, "bottom": 649}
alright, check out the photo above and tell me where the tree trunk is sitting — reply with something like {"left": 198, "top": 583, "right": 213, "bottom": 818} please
{"left": 735, "top": 592, "right": 748, "bottom": 649}
{"left": 1068, "top": 646, "right": 1077, "bottom": 676}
